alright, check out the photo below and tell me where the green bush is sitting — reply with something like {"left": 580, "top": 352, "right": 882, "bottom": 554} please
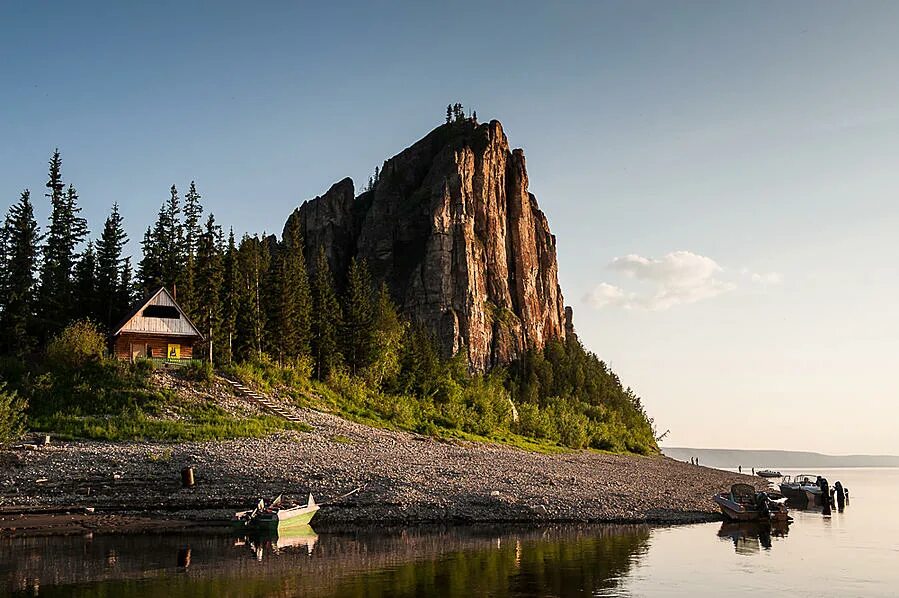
{"left": 183, "top": 360, "right": 214, "bottom": 384}
{"left": 45, "top": 320, "right": 107, "bottom": 370}
{"left": 0, "top": 382, "right": 28, "bottom": 445}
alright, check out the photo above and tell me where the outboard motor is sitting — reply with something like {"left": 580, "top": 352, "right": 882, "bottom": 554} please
{"left": 756, "top": 492, "right": 772, "bottom": 518}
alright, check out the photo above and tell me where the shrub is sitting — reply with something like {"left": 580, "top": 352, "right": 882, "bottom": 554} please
{"left": 183, "top": 360, "right": 214, "bottom": 384}
{"left": 46, "top": 320, "right": 107, "bottom": 370}
{"left": 0, "top": 382, "right": 28, "bottom": 445}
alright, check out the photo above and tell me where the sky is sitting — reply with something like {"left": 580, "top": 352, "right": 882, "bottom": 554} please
{"left": 2, "top": 1, "right": 898, "bottom": 454}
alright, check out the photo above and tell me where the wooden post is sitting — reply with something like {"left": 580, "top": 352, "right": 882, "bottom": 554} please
{"left": 181, "top": 467, "right": 195, "bottom": 488}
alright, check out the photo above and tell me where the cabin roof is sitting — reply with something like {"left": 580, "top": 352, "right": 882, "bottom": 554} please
{"left": 112, "top": 287, "right": 204, "bottom": 339}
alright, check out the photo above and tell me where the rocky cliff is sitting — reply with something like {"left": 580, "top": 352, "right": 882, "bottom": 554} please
{"left": 285, "top": 119, "right": 568, "bottom": 370}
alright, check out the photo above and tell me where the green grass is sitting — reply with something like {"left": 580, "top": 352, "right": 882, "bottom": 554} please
{"left": 31, "top": 402, "right": 311, "bottom": 442}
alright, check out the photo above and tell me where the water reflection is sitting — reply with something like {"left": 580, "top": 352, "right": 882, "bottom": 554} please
{"left": 1, "top": 524, "right": 651, "bottom": 597}
{"left": 717, "top": 521, "right": 790, "bottom": 554}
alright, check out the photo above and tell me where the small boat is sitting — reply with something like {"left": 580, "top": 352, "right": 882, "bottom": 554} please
{"left": 779, "top": 474, "right": 824, "bottom": 506}
{"left": 234, "top": 494, "right": 320, "bottom": 532}
{"left": 713, "top": 483, "right": 791, "bottom": 522}
{"left": 756, "top": 469, "right": 782, "bottom": 478}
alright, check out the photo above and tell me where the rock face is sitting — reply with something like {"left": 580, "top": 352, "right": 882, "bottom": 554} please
{"left": 285, "top": 119, "right": 568, "bottom": 370}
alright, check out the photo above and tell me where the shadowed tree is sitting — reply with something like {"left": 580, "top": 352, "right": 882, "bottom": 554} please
{"left": 277, "top": 216, "right": 312, "bottom": 361}
{"left": 0, "top": 190, "right": 41, "bottom": 354}
{"left": 311, "top": 247, "right": 342, "bottom": 380}
{"left": 95, "top": 203, "right": 128, "bottom": 328}
{"left": 38, "top": 151, "right": 88, "bottom": 337}
{"left": 340, "top": 257, "right": 375, "bottom": 375}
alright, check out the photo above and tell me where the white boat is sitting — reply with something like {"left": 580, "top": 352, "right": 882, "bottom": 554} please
{"left": 233, "top": 494, "right": 320, "bottom": 532}
{"left": 779, "top": 474, "right": 823, "bottom": 506}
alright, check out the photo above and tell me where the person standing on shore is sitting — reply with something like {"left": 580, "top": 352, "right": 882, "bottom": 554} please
{"left": 739, "top": 465, "right": 742, "bottom": 473}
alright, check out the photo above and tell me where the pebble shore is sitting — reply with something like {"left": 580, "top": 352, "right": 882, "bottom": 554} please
{"left": 0, "top": 402, "right": 766, "bottom": 532}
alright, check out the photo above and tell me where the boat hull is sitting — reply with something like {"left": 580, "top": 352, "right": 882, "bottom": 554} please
{"left": 713, "top": 494, "right": 790, "bottom": 523}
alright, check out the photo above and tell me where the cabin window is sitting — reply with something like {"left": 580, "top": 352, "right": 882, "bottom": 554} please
{"left": 143, "top": 305, "right": 180, "bottom": 319}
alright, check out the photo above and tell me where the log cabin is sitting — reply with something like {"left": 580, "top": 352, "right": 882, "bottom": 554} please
{"left": 111, "top": 287, "right": 204, "bottom": 362}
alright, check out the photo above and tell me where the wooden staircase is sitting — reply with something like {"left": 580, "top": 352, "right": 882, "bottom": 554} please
{"left": 219, "top": 377, "right": 304, "bottom": 423}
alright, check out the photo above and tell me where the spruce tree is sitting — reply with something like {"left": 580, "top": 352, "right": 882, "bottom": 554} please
{"left": 181, "top": 181, "right": 203, "bottom": 315}
{"left": 95, "top": 203, "right": 128, "bottom": 328}
{"left": 195, "top": 214, "right": 224, "bottom": 363}
{"left": 340, "top": 257, "right": 375, "bottom": 375}
{"left": 117, "top": 256, "right": 134, "bottom": 316}
{"left": 38, "top": 151, "right": 88, "bottom": 336}
{"left": 311, "top": 247, "right": 342, "bottom": 379}
{"left": 220, "top": 229, "right": 239, "bottom": 363}
{"left": 235, "top": 235, "right": 265, "bottom": 360}
{"left": 137, "top": 224, "right": 162, "bottom": 296}
{"left": 72, "top": 241, "right": 97, "bottom": 322}
{"left": 160, "top": 185, "right": 184, "bottom": 294}
{"left": 260, "top": 235, "right": 279, "bottom": 358}
{"left": 278, "top": 217, "right": 312, "bottom": 361}
{"left": 0, "top": 190, "right": 41, "bottom": 354}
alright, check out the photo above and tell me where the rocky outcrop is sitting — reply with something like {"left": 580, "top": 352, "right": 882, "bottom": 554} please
{"left": 285, "top": 119, "right": 568, "bottom": 370}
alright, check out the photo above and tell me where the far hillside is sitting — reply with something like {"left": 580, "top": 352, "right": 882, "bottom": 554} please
{"left": 663, "top": 447, "right": 899, "bottom": 469}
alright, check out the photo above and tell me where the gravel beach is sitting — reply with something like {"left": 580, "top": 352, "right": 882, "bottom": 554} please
{"left": 0, "top": 400, "right": 766, "bottom": 533}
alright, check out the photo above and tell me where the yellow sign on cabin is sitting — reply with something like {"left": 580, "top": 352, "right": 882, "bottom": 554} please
{"left": 167, "top": 344, "right": 180, "bottom": 359}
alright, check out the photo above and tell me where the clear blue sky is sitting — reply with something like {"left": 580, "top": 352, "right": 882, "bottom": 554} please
{"left": 3, "top": 2, "right": 898, "bottom": 453}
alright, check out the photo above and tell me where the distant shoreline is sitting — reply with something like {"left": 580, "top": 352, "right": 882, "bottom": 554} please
{"left": 1, "top": 410, "right": 765, "bottom": 535}
{"left": 662, "top": 447, "right": 899, "bottom": 469}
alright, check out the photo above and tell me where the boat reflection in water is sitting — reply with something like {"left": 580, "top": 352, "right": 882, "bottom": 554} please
{"left": 717, "top": 521, "right": 790, "bottom": 555}
{"left": 235, "top": 524, "right": 319, "bottom": 561}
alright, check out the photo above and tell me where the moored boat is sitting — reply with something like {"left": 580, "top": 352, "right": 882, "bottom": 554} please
{"left": 756, "top": 469, "right": 782, "bottom": 478}
{"left": 713, "top": 483, "right": 791, "bottom": 522}
{"left": 234, "top": 494, "right": 320, "bottom": 532}
{"left": 779, "top": 474, "right": 823, "bottom": 506}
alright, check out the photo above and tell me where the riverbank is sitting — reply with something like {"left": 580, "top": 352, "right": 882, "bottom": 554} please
{"left": 1, "top": 407, "right": 765, "bottom": 534}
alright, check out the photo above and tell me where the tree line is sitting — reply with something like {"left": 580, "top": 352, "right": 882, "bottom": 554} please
{"left": 0, "top": 149, "right": 658, "bottom": 453}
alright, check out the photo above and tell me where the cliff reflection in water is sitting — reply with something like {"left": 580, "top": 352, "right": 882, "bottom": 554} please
{"left": 1, "top": 524, "right": 651, "bottom": 598}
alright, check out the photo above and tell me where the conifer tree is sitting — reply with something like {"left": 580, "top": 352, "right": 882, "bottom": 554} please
{"left": 181, "top": 181, "right": 203, "bottom": 315}
{"left": 446, "top": 104, "right": 452, "bottom": 123}
{"left": 340, "top": 257, "right": 375, "bottom": 375}
{"left": 72, "top": 241, "right": 97, "bottom": 322}
{"left": 277, "top": 217, "right": 312, "bottom": 360}
{"left": 220, "top": 229, "right": 239, "bottom": 363}
{"left": 0, "top": 190, "right": 41, "bottom": 354}
{"left": 137, "top": 225, "right": 162, "bottom": 296}
{"left": 117, "top": 256, "right": 134, "bottom": 315}
{"left": 160, "top": 185, "right": 184, "bottom": 293}
{"left": 195, "top": 214, "right": 224, "bottom": 362}
{"left": 260, "top": 235, "right": 280, "bottom": 358}
{"left": 38, "top": 151, "right": 88, "bottom": 336}
{"left": 368, "top": 282, "right": 406, "bottom": 387}
{"left": 311, "top": 247, "right": 342, "bottom": 379}
{"left": 235, "top": 235, "right": 265, "bottom": 360}
{"left": 95, "top": 203, "right": 128, "bottom": 328}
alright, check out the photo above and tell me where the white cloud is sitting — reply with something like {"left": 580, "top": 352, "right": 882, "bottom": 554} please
{"left": 585, "top": 250, "right": 736, "bottom": 311}
{"left": 584, "top": 282, "right": 632, "bottom": 309}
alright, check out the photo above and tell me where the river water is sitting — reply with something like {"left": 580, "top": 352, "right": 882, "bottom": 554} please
{"left": 1, "top": 468, "right": 896, "bottom": 597}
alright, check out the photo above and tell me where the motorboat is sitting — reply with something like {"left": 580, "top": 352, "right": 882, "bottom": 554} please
{"left": 713, "top": 483, "right": 791, "bottom": 522}
{"left": 756, "top": 469, "right": 782, "bottom": 478}
{"left": 779, "top": 474, "right": 824, "bottom": 506}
